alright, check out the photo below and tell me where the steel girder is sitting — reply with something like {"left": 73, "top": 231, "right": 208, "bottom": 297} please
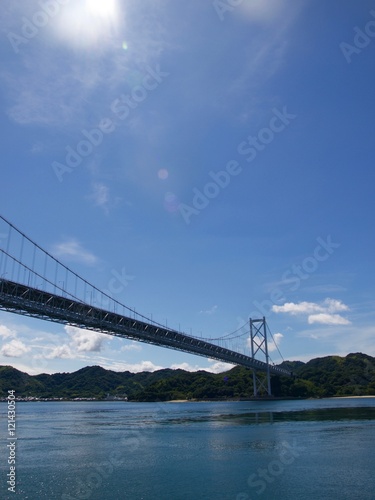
{"left": 0, "top": 279, "right": 291, "bottom": 377}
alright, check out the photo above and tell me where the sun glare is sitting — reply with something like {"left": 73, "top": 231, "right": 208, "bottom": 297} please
{"left": 54, "top": 0, "right": 121, "bottom": 50}
{"left": 85, "top": 0, "right": 118, "bottom": 19}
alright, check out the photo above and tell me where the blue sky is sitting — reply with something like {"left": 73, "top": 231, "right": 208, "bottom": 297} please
{"left": 0, "top": 0, "right": 374, "bottom": 375}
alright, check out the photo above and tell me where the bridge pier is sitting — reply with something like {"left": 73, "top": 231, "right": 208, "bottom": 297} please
{"left": 250, "top": 317, "right": 271, "bottom": 397}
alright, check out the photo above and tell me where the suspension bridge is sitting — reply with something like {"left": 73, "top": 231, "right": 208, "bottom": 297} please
{"left": 0, "top": 215, "right": 291, "bottom": 395}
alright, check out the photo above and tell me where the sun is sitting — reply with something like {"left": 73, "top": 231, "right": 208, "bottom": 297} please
{"left": 54, "top": 0, "right": 121, "bottom": 50}
{"left": 84, "top": 0, "right": 118, "bottom": 19}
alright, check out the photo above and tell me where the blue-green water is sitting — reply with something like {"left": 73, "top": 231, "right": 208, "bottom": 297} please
{"left": 1, "top": 398, "right": 375, "bottom": 499}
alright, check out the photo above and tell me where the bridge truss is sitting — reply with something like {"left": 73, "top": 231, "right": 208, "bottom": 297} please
{"left": 0, "top": 215, "right": 291, "bottom": 391}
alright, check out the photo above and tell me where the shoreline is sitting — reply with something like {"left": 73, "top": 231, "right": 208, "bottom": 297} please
{"left": 3, "top": 394, "right": 375, "bottom": 403}
{"left": 333, "top": 395, "right": 375, "bottom": 399}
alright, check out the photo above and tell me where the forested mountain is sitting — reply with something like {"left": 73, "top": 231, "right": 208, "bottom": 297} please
{"left": 1, "top": 353, "right": 375, "bottom": 401}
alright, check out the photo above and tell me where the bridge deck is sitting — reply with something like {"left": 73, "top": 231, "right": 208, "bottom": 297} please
{"left": 0, "top": 279, "right": 291, "bottom": 377}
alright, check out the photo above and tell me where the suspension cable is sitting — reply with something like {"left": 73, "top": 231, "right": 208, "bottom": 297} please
{"left": 266, "top": 322, "right": 285, "bottom": 363}
{"left": 204, "top": 320, "right": 249, "bottom": 341}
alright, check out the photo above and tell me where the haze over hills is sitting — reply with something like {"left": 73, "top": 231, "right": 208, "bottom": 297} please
{"left": 1, "top": 353, "right": 375, "bottom": 401}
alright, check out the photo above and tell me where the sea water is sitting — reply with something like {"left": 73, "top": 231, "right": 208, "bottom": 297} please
{"left": 1, "top": 398, "right": 375, "bottom": 499}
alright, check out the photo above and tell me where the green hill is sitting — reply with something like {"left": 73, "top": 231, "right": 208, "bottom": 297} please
{"left": 1, "top": 353, "right": 375, "bottom": 401}
{"left": 276, "top": 352, "right": 375, "bottom": 398}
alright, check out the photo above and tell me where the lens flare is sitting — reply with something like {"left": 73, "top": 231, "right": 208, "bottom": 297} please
{"left": 164, "top": 192, "right": 179, "bottom": 213}
{"left": 158, "top": 169, "right": 169, "bottom": 180}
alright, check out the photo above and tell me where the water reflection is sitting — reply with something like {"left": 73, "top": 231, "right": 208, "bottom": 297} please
{"left": 160, "top": 407, "right": 375, "bottom": 426}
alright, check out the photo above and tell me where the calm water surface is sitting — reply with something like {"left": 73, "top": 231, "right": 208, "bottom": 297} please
{"left": 1, "top": 398, "right": 375, "bottom": 499}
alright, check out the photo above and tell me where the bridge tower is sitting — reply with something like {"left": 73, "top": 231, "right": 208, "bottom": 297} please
{"left": 250, "top": 317, "right": 271, "bottom": 397}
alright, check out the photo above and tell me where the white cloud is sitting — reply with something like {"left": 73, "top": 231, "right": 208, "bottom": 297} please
{"left": 268, "top": 332, "right": 283, "bottom": 352}
{"left": 0, "top": 325, "right": 16, "bottom": 339}
{"left": 206, "top": 360, "right": 235, "bottom": 373}
{"left": 121, "top": 342, "right": 142, "bottom": 352}
{"left": 170, "top": 362, "right": 211, "bottom": 372}
{"left": 40, "top": 326, "right": 110, "bottom": 360}
{"left": 1, "top": 339, "right": 30, "bottom": 358}
{"left": 65, "top": 325, "right": 108, "bottom": 352}
{"left": 324, "top": 298, "right": 349, "bottom": 313}
{"left": 272, "top": 298, "right": 351, "bottom": 326}
{"left": 308, "top": 314, "right": 351, "bottom": 326}
{"left": 98, "top": 360, "right": 164, "bottom": 373}
{"left": 273, "top": 301, "right": 323, "bottom": 315}
{"left": 170, "top": 362, "right": 200, "bottom": 371}
{"left": 52, "top": 239, "right": 98, "bottom": 266}
{"left": 293, "top": 319, "right": 375, "bottom": 359}
{"left": 45, "top": 344, "right": 75, "bottom": 360}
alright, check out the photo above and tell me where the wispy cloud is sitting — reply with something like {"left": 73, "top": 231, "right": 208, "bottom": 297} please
{"left": 200, "top": 305, "right": 218, "bottom": 315}
{"left": 236, "top": 0, "right": 294, "bottom": 24}
{"left": 301, "top": 284, "right": 348, "bottom": 294}
{"left": 1, "top": 0, "right": 165, "bottom": 128}
{"left": 87, "top": 182, "right": 112, "bottom": 213}
{"left": 219, "top": 0, "right": 304, "bottom": 121}
{"left": 51, "top": 239, "right": 98, "bottom": 266}
{"left": 121, "top": 342, "right": 142, "bottom": 352}
{"left": 92, "top": 183, "right": 109, "bottom": 207}
{"left": 272, "top": 298, "right": 351, "bottom": 325}
{"left": 4, "top": 60, "right": 97, "bottom": 127}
